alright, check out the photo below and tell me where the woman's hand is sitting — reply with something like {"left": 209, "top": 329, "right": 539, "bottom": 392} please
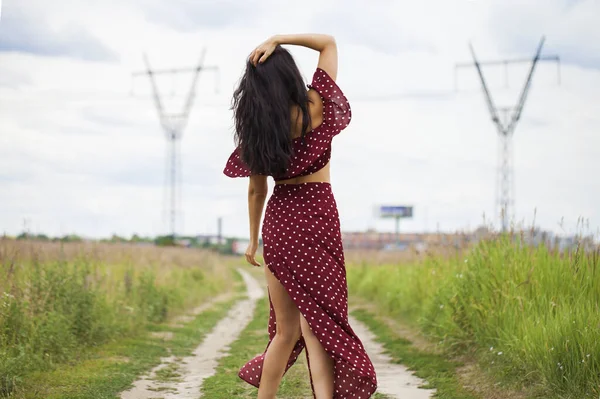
{"left": 248, "top": 34, "right": 337, "bottom": 79}
{"left": 250, "top": 36, "right": 279, "bottom": 66}
{"left": 245, "top": 240, "right": 261, "bottom": 267}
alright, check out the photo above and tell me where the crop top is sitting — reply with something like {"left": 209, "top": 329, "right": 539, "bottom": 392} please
{"left": 223, "top": 67, "right": 351, "bottom": 181}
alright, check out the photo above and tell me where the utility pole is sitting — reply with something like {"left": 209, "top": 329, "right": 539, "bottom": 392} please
{"left": 132, "top": 49, "right": 219, "bottom": 240}
{"left": 395, "top": 215, "right": 401, "bottom": 247}
{"left": 217, "top": 217, "right": 222, "bottom": 245}
{"left": 455, "top": 36, "right": 560, "bottom": 232}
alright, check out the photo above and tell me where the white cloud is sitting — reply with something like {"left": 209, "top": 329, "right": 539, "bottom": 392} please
{"left": 0, "top": 0, "right": 118, "bottom": 61}
{"left": 135, "top": 0, "right": 268, "bottom": 32}
{"left": 0, "top": 0, "right": 598, "bottom": 240}
{"left": 486, "top": 0, "right": 600, "bottom": 69}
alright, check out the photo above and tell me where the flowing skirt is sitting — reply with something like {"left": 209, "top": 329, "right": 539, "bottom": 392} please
{"left": 238, "top": 182, "right": 377, "bottom": 398}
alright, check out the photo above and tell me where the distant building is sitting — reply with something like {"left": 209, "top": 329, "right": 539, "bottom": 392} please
{"left": 342, "top": 229, "right": 478, "bottom": 251}
{"left": 232, "top": 239, "right": 250, "bottom": 255}
{"left": 195, "top": 235, "right": 226, "bottom": 246}
{"left": 342, "top": 231, "right": 430, "bottom": 251}
{"left": 175, "top": 238, "right": 192, "bottom": 247}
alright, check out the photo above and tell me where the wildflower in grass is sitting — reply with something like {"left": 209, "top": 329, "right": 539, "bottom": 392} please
{"left": 498, "top": 351, "right": 503, "bottom": 355}
{"left": 2, "top": 292, "right": 14, "bottom": 303}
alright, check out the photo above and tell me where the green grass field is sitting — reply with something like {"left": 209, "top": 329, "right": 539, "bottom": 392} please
{"left": 0, "top": 239, "right": 232, "bottom": 398}
{"left": 9, "top": 298, "right": 239, "bottom": 399}
{"left": 3, "top": 235, "right": 598, "bottom": 398}
{"left": 347, "top": 235, "right": 600, "bottom": 398}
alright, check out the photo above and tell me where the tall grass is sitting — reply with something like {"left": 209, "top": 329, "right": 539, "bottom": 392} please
{"left": 347, "top": 235, "right": 600, "bottom": 397}
{"left": 0, "top": 239, "right": 230, "bottom": 396}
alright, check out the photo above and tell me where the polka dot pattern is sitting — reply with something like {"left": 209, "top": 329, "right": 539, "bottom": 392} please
{"left": 223, "top": 68, "right": 352, "bottom": 180}
{"left": 237, "top": 183, "right": 378, "bottom": 398}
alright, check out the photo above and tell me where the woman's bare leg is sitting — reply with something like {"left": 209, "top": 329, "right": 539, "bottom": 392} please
{"left": 257, "top": 267, "right": 302, "bottom": 399}
{"left": 300, "top": 314, "right": 334, "bottom": 398}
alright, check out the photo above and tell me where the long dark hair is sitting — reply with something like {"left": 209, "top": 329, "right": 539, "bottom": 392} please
{"left": 232, "top": 45, "right": 311, "bottom": 177}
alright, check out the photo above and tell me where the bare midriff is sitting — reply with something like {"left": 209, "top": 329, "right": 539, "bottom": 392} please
{"left": 275, "top": 162, "right": 331, "bottom": 185}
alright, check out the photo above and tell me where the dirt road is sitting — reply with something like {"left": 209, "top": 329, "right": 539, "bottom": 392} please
{"left": 120, "top": 268, "right": 434, "bottom": 398}
{"left": 120, "top": 269, "right": 263, "bottom": 399}
{"left": 349, "top": 315, "right": 435, "bottom": 398}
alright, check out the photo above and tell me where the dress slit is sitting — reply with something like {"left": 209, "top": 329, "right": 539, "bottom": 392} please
{"left": 238, "top": 183, "right": 377, "bottom": 398}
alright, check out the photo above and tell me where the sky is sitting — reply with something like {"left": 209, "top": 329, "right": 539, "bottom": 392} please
{"left": 0, "top": 0, "right": 598, "bottom": 240}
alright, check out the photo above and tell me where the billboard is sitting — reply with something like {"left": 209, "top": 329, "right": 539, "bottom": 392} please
{"left": 376, "top": 205, "right": 414, "bottom": 219}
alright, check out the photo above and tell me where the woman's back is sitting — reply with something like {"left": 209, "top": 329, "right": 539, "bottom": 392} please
{"left": 224, "top": 67, "right": 352, "bottom": 182}
{"left": 282, "top": 89, "right": 327, "bottom": 184}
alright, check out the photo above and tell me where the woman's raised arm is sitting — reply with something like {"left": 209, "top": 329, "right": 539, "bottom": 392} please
{"left": 250, "top": 33, "right": 338, "bottom": 80}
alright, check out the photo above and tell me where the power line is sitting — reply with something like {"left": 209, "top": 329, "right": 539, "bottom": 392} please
{"left": 455, "top": 36, "right": 560, "bottom": 232}
{"left": 132, "top": 48, "right": 219, "bottom": 240}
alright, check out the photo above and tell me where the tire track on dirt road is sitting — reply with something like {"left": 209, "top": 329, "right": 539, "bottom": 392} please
{"left": 120, "top": 268, "right": 263, "bottom": 399}
{"left": 348, "top": 314, "right": 436, "bottom": 399}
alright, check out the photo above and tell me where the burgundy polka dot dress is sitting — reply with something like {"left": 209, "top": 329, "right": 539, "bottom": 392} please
{"left": 224, "top": 68, "right": 377, "bottom": 398}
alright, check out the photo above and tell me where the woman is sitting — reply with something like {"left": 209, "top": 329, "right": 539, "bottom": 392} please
{"left": 223, "top": 33, "right": 377, "bottom": 399}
